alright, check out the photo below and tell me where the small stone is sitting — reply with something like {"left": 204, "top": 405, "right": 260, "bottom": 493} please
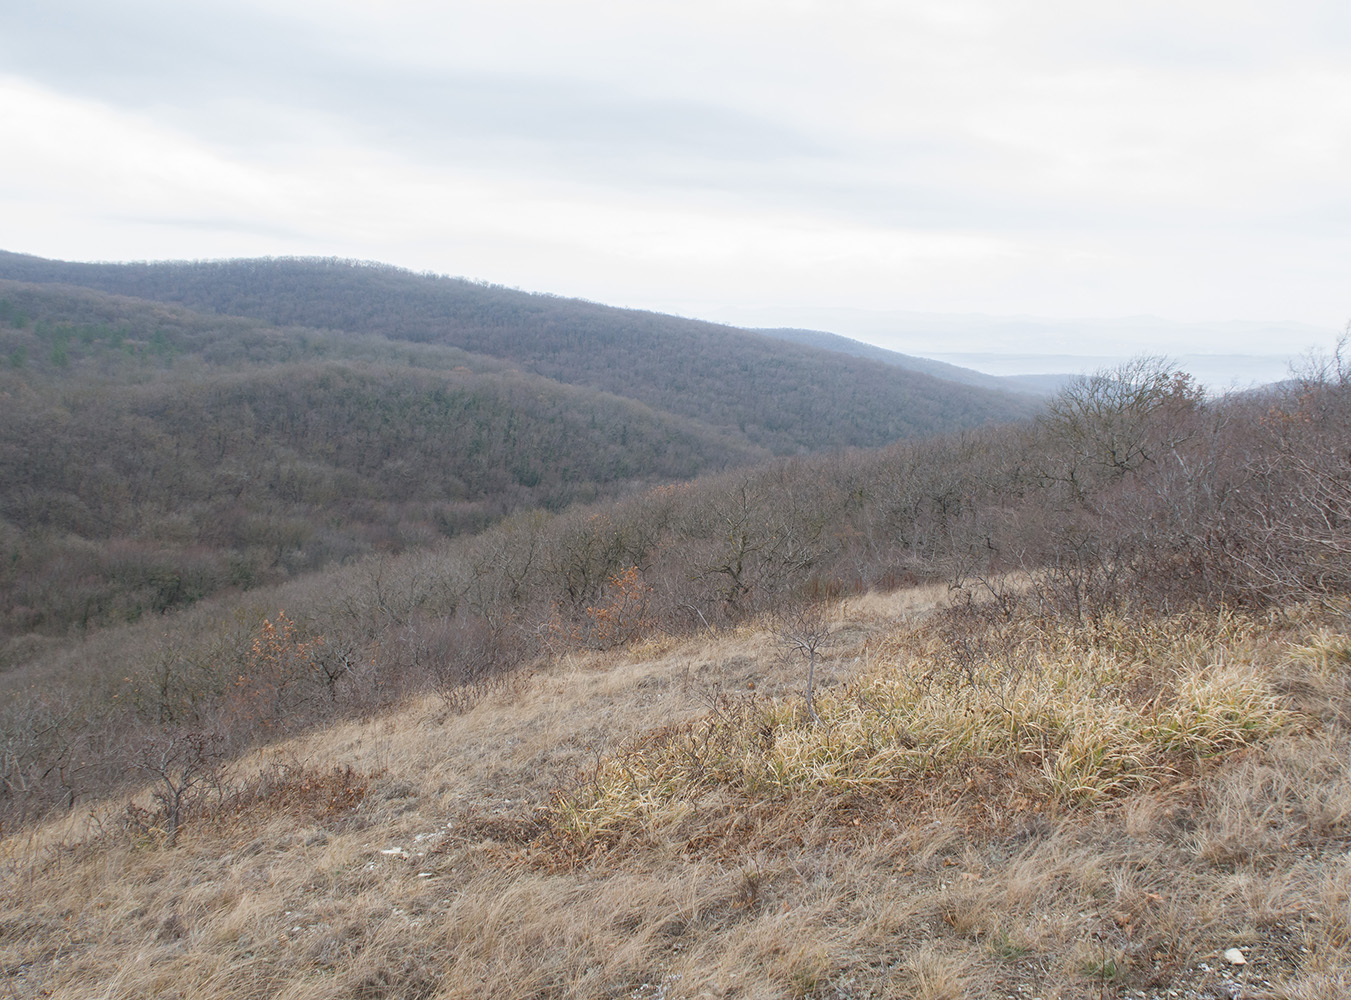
{"left": 1224, "top": 947, "right": 1247, "bottom": 965}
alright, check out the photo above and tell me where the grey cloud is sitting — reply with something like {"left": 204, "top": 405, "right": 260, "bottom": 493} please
{"left": 314, "top": 70, "right": 829, "bottom": 162}
{"left": 6, "top": 0, "right": 1334, "bottom": 261}
{"left": 3, "top": 1, "right": 893, "bottom": 235}
{"left": 1033, "top": 5, "right": 1351, "bottom": 73}
{"left": 103, "top": 214, "right": 312, "bottom": 241}
{"left": 0, "top": 1, "right": 300, "bottom": 101}
{"left": 0, "top": 0, "right": 825, "bottom": 167}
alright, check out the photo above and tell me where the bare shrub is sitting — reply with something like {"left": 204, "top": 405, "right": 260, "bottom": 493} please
{"left": 0, "top": 696, "right": 90, "bottom": 824}
{"left": 125, "top": 727, "right": 228, "bottom": 845}
{"left": 211, "top": 757, "right": 371, "bottom": 826}
{"left": 543, "top": 566, "right": 657, "bottom": 652}
{"left": 218, "top": 610, "right": 326, "bottom": 734}
{"left": 1040, "top": 357, "right": 1202, "bottom": 488}
{"left": 693, "top": 478, "right": 827, "bottom": 617}
{"left": 1230, "top": 364, "right": 1351, "bottom": 605}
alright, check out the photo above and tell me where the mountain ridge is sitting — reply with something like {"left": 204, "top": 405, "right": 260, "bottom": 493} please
{"left": 0, "top": 251, "right": 1037, "bottom": 454}
{"left": 752, "top": 325, "right": 1073, "bottom": 395}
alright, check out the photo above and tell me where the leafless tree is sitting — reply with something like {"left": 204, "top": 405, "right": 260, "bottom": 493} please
{"left": 771, "top": 603, "right": 835, "bottom": 725}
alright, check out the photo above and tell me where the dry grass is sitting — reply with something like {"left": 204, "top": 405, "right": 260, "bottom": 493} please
{"left": 4, "top": 590, "right": 1351, "bottom": 999}
{"left": 556, "top": 608, "right": 1292, "bottom": 841}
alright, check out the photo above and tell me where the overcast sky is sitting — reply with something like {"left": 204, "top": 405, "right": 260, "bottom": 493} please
{"left": 1, "top": 0, "right": 1348, "bottom": 375}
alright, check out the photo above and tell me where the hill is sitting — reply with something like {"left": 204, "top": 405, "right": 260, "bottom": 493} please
{"left": 0, "top": 253, "right": 1037, "bottom": 454}
{"left": 0, "top": 279, "right": 764, "bottom": 639}
{"left": 754, "top": 325, "right": 1075, "bottom": 396}
{"left": 0, "top": 253, "right": 1038, "bottom": 639}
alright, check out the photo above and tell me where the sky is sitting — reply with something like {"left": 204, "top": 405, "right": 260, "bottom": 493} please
{"left": 1, "top": 0, "right": 1348, "bottom": 381}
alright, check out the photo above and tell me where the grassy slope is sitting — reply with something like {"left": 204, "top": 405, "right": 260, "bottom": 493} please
{"left": 5, "top": 586, "right": 1350, "bottom": 1000}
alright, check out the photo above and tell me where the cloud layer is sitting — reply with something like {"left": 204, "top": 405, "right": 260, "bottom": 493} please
{"left": 2, "top": 0, "right": 1348, "bottom": 355}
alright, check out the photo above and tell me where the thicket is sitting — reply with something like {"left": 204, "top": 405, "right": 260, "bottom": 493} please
{"left": 2, "top": 348, "right": 1348, "bottom": 834}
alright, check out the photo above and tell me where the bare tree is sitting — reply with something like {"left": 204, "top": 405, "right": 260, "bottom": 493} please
{"left": 419, "top": 610, "right": 519, "bottom": 714}
{"left": 1041, "top": 356, "right": 1201, "bottom": 493}
{"left": 771, "top": 603, "right": 835, "bottom": 725}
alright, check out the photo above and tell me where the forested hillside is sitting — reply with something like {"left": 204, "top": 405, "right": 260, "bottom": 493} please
{"left": 0, "top": 281, "right": 763, "bottom": 639}
{"left": 0, "top": 253, "right": 1035, "bottom": 453}
{"left": 0, "top": 254, "right": 1038, "bottom": 642}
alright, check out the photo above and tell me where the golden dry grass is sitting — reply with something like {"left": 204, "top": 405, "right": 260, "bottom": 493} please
{"left": 557, "top": 607, "right": 1291, "bottom": 841}
{"left": 4, "top": 589, "right": 1351, "bottom": 1000}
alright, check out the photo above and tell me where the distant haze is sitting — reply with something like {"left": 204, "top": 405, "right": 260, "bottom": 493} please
{"left": 709, "top": 306, "right": 1333, "bottom": 390}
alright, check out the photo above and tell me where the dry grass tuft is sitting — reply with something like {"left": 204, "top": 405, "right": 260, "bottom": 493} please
{"left": 1277, "top": 973, "right": 1351, "bottom": 1000}
{"left": 555, "top": 608, "right": 1292, "bottom": 843}
{"left": 894, "top": 941, "right": 975, "bottom": 999}
{"left": 1290, "top": 627, "right": 1351, "bottom": 675}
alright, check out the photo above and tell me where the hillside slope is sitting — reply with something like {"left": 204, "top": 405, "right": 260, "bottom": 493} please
{"left": 0, "top": 280, "right": 764, "bottom": 638}
{"left": 3, "top": 346, "right": 1350, "bottom": 996}
{"left": 754, "top": 325, "right": 1075, "bottom": 396}
{"left": 4, "top": 589, "right": 1349, "bottom": 1000}
{"left": 0, "top": 253, "right": 1037, "bottom": 452}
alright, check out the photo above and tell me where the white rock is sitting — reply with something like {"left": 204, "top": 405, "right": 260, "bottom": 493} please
{"left": 1224, "top": 947, "right": 1247, "bottom": 965}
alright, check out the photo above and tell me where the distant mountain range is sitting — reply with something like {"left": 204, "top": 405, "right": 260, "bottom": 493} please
{"left": 0, "top": 252, "right": 1038, "bottom": 451}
